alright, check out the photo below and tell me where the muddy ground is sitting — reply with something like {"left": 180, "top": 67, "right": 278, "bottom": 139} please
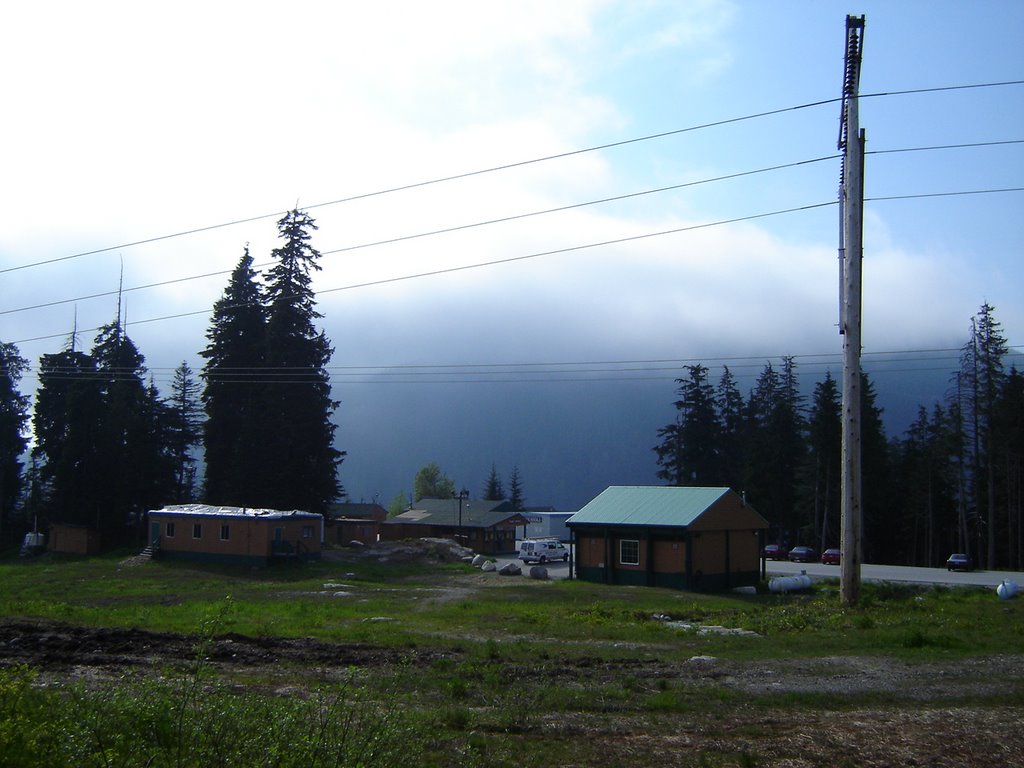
{"left": 2, "top": 615, "right": 1022, "bottom": 767}
{"left": 3, "top": 541, "right": 1022, "bottom": 766}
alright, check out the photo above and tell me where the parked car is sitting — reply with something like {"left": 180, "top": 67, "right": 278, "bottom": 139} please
{"left": 519, "top": 538, "right": 569, "bottom": 563}
{"left": 762, "top": 544, "right": 788, "bottom": 560}
{"left": 946, "top": 553, "right": 973, "bottom": 572}
{"left": 788, "top": 546, "right": 818, "bottom": 563}
{"left": 821, "top": 548, "right": 842, "bottom": 565}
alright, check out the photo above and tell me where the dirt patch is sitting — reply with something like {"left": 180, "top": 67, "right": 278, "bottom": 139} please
{"left": 2, "top": 617, "right": 1022, "bottom": 766}
{"left": 0, "top": 618, "right": 455, "bottom": 678}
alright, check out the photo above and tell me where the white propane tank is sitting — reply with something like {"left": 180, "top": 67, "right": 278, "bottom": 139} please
{"left": 768, "top": 572, "right": 812, "bottom": 593}
{"left": 996, "top": 580, "right": 1019, "bottom": 600}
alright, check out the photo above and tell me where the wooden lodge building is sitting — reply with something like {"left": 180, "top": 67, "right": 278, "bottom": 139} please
{"left": 567, "top": 486, "right": 768, "bottom": 591}
{"left": 381, "top": 498, "right": 530, "bottom": 555}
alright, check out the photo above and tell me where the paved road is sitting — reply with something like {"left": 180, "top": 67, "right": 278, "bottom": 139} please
{"left": 494, "top": 544, "right": 1024, "bottom": 588}
{"left": 766, "top": 558, "right": 1024, "bottom": 589}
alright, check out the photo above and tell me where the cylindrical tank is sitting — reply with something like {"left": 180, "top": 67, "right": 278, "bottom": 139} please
{"left": 996, "top": 580, "right": 1019, "bottom": 600}
{"left": 769, "top": 573, "right": 812, "bottom": 593}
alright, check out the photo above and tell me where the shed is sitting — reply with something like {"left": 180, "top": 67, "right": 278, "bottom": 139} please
{"left": 147, "top": 504, "right": 323, "bottom": 566}
{"left": 566, "top": 486, "right": 768, "bottom": 591}
{"left": 48, "top": 523, "right": 103, "bottom": 555}
{"left": 325, "top": 502, "right": 386, "bottom": 544}
{"left": 381, "top": 498, "right": 530, "bottom": 554}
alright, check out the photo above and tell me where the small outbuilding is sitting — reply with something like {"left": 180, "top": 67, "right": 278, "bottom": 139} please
{"left": 566, "top": 486, "right": 768, "bottom": 591}
{"left": 381, "top": 498, "right": 531, "bottom": 554}
{"left": 325, "top": 501, "right": 387, "bottom": 544}
{"left": 147, "top": 504, "right": 323, "bottom": 567}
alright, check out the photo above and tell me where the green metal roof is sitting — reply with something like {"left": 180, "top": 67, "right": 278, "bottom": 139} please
{"left": 565, "top": 486, "right": 731, "bottom": 528}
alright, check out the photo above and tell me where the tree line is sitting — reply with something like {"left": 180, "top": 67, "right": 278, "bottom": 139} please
{"left": 0, "top": 210, "right": 342, "bottom": 545}
{"left": 386, "top": 462, "right": 527, "bottom": 517}
{"left": 653, "top": 303, "right": 1023, "bottom": 569}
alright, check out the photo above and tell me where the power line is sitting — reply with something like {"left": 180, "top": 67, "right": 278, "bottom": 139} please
{"left": 867, "top": 187, "right": 1024, "bottom": 202}
{"left": 17, "top": 346, "right": 1020, "bottom": 383}
{"left": 0, "top": 97, "right": 843, "bottom": 277}
{"left": 5, "top": 137, "right": 1019, "bottom": 319}
{"left": 7, "top": 199, "right": 839, "bottom": 346}
{"left": 10, "top": 173, "right": 1024, "bottom": 348}
{"left": 4, "top": 79, "right": 1018, "bottom": 277}
{"left": 2, "top": 154, "right": 840, "bottom": 317}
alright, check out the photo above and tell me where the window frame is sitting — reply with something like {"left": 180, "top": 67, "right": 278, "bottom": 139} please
{"left": 220, "top": 524, "right": 230, "bottom": 541}
{"left": 619, "top": 538, "right": 640, "bottom": 566}
{"left": 192, "top": 523, "right": 202, "bottom": 539}
{"left": 165, "top": 522, "right": 175, "bottom": 538}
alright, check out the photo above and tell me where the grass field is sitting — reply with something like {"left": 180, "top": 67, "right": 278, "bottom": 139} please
{"left": 1, "top": 544, "right": 1022, "bottom": 767}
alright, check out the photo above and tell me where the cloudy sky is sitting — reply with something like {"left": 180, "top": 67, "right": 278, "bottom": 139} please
{"left": 2, "top": 1, "right": 1022, "bottom": 509}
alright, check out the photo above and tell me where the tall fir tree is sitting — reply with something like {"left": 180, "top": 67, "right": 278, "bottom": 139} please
{"left": 858, "top": 373, "right": 892, "bottom": 563}
{"left": 654, "top": 364, "right": 721, "bottom": 486}
{"left": 744, "top": 359, "right": 806, "bottom": 542}
{"left": 994, "top": 366, "right": 1024, "bottom": 568}
{"left": 167, "top": 361, "right": 203, "bottom": 502}
{"left": 32, "top": 339, "right": 103, "bottom": 526}
{"left": 715, "top": 366, "right": 746, "bottom": 488}
{"left": 798, "top": 372, "right": 841, "bottom": 552}
{"left": 957, "top": 303, "right": 1008, "bottom": 567}
{"left": 0, "top": 342, "right": 30, "bottom": 544}
{"left": 90, "top": 319, "right": 160, "bottom": 528}
{"left": 262, "top": 210, "right": 344, "bottom": 511}
{"left": 200, "top": 246, "right": 270, "bottom": 506}
{"left": 483, "top": 463, "right": 505, "bottom": 500}
{"left": 508, "top": 465, "right": 525, "bottom": 511}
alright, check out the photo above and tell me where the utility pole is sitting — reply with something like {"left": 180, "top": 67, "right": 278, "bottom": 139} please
{"left": 839, "top": 14, "right": 866, "bottom": 607}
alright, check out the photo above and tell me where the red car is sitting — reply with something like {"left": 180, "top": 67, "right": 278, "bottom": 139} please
{"left": 821, "top": 548, "right": 841, "bottom": 565}
{"left": 762, "top": 544, "right": 788, "bottom": 560}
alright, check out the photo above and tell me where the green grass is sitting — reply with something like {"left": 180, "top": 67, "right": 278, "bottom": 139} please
{"left": 2, "top": 550, "right": 1023, "bottom": 767}
{"left": 2, "top": 553, "right": 1022, "bottom": 660}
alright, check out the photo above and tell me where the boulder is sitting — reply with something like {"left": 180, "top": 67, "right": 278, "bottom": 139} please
{"left": 498, "top": 562, "right": 522, "bottom": 576}
{"left": 529, "top": 566, "right": 549, "bottom": 580}
{"left": 472, "top": 554, "right": 488, "bottom": 567}
{"left": 480, "top": 560, "right": 497, "bottom": 572}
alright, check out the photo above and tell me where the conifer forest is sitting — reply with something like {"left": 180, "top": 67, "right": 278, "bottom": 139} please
{"left": 0, "top": 210, "right": 1021, "bottom": 569}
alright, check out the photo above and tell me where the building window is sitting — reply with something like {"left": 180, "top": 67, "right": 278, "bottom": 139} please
{"left": 620, "top": 539, "right": 640, "bottom": 566}
{"left": 302, "top": 526, "right": 313, "bottom": 539}
{"left": 165, "top": 522, "right": 175, "bottom": 538}
{"left": 220, "top": 524, "right": 230, "bottom": 541}
{"left": 192, "top": 523, "right": 202, "bottom": 539}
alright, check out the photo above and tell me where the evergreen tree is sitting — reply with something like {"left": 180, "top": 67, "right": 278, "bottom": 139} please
{"left": 653, "top": 365, "right": 721, "bottom": 486}
{"left": 798, "top": 372, "right": 841, "bottom": 552}
{"left": 744, "top": 359, "right": 806, "bottom": 543}
{"left": 262, "top": 210, "right": 343, "bottom": 512}
{"left": 859, "top": 373, "right": 892, "bottom": 563}
{"left": 994, "top": 366, "right": 1024, "bottom": 568}
{"left": 167, "top": 361, "right": 202, "bottom": 502}
{"left": 893, "top": 404, "right": 958, "bottom": 566}
{"left": 32, "top": 343, "right": 103, "bottom": 525}
{"left": 0, "top": 342, "right": 30, "bottom": 544}
{"left": 957, "top": 303, "right": 1008, "bottom": 566}
{"left": 201, "top": 246, "right": 270, "bottom": 506}
{"left": 482, "top": 463, "right": 505, "bottom": 500}
{"left": 508, "top": 465, "right": 525, "bottom": 510}
{"left": 137, "top": 378, "right": 178, "bottom": 512}
{"left": 715, "top": 366, "right": 746, "bottom": 488}
{"left": 90, "top": 320, "right": 156, "bottom": 528}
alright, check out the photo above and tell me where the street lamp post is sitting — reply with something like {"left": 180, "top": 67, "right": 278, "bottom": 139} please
{"left": 456, "top": 489, "right": 469, "bottom": 541}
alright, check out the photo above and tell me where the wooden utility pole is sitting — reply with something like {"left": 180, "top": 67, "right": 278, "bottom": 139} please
{"left": 839, "top": 15, "right": 866, "bottom": 607}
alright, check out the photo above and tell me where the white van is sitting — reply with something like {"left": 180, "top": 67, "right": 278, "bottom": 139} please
{"left": 519, "top": 538, "right": 568, "bottom": 564}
